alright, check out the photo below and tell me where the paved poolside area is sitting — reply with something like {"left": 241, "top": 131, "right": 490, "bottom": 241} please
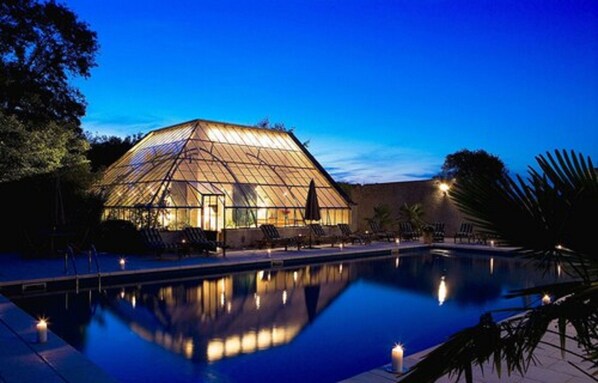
{"left": 0, "top": 240, "right": 592, "bottom": 382}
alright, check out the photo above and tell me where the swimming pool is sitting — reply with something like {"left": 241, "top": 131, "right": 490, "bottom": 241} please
{"left": 13, "top": 248, "right": 559, "bottom": 382}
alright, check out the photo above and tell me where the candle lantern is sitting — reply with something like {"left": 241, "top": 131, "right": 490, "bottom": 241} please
{"left": 391, "top": 344, "right": 404, "bottom": 373}
{"left": 36, "top": 319, "right": 48, "bottom": 343}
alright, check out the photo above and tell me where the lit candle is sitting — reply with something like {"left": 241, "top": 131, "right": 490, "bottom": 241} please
{"left": 119, "top": 257, "right": 126, "bottom": 270}
{"left": 490, "top": 240, "right": 495, "bottom": 247}
{"left": 339, "top": 243, "right": 344, "bottom": 251}
{"left": 36, "top": 319, "right": 48, "bottom": 343}
{"left": 395, "top": 238, "right": 400, "bottom": 245}
{"left": 391, "top": 344, "right": 404, "bottom": 373}
{"left": 267, "top": 248, "right": 272, "bottom": 257}
{"left": 542, "top": 294, "right": 551, "bottom": 305}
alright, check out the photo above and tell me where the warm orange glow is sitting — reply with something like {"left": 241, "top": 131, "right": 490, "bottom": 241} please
{"left": 439, "top": 182, "right": 450, "bottom": 193}
{"left": 391, "top": 344, "right": 404, "bottom": 373}
{"left": 542, "top": 294, "right": 551, "bottom": 305}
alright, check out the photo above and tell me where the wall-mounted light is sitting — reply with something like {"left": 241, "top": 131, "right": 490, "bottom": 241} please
{"left": 439, "top": 182, "right": 450, "bottom": 195}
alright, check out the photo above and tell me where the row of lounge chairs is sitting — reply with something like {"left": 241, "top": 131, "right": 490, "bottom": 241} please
{"left": 139, "top": 227, "right": 223, "bottom": 258}
{"left": 138, "top": 221, "right": 487, "bottom": 258}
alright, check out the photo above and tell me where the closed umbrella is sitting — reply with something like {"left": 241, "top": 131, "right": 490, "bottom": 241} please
{"left": 304, "top": 179, "right": 321, "bottom": 248}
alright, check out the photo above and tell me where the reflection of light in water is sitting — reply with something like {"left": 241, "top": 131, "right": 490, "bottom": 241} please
{"left": 131, "top": 296, "right": 136, "bottom": 308}
{"left": 267, "top": 272, "right": 271, "bottom": 281}
{"left": 220, "top": 292, "right": 225, "bottom": 307}
{"left": 120, "top": 289, "right": 125, "bottom": 299}
{"left": 338, "top": 264, "right": 343, "bottom": 274}
{"left": 438, "top": 276, "right": 447, "bottom": 306}
{"left": 207, "top": 339, "right": 225, "bottom": 361}
{"left": 490, "top": 257, "right": 494, "bottom": 275}
{"left": 395, "top": 257, "right": 400, "bottom": 268}
{"left": 255, "top": 294, "right": 261, "bottom": 310}
{"left": 557, "top": 264, "right": 561, "bottom": 277}
{"left": 282, "top": 290, "right": 287, "bottom": 305}
{"left": 257, "top": 270, "right": 264, "bottom": 280}
{"left": 225, "top": 336, "right": 241, "bottom": 357}
{"left": 227, "top": 302, "right": 232, "bottom": 313}
{"left": 206, "top": 325, "right": 300, "bottom": 362}
{"left": 242, "top": 331, "right": 257, "bottom": 352}
{"left": 293, "top": 271, "right": 298, "bottom": 283}
{"left": 184, "top": 339, "right": 194, "bottom": 359}
{"left": 257, "top": 329, "right": 271, "bottom": 349}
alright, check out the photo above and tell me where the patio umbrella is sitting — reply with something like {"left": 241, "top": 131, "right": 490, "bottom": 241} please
{"left": 304, "top": 179, "right": 321, "bottom": 248}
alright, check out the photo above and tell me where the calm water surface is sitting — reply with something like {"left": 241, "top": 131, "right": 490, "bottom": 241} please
{"left": 13, "top": 249, "right": 560, "bottom": 383}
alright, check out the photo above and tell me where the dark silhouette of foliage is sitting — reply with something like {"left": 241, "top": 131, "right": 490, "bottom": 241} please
{"left": 0, "top": 0, "right": 98, "bottom": 127}
{"left": 401, "top": 149, "right": 598, "bottom": 383}
{"left": 86, "top": 133, "right": 143, "bottom": 171}
{"left": 0, "top": 164, "right": 104, "bottom": 255}
{"left": 441, "top": 149, "right": 508, "bottom": 184}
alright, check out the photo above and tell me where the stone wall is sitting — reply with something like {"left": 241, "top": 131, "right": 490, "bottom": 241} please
{"left": 349, "top": 179, "right": 466, "bottom": 236}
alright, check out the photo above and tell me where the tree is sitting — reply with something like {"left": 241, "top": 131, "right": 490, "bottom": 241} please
{"left": 401, "top": 149, "right": 597, "bottom": 383}
{"left": 0, "top": 0, "right": 98, "bottom": 128}
{"left": 255, "top": 117, "right": 294, "bottom": 133}
{"left": 0, "top": 111, "right": 88, "bottom": 182}
{"left": 440, "top": 149, "right": 507, "bottom": 183}
{"left": 86, "top": 133, "right": 143, "bottom": 172}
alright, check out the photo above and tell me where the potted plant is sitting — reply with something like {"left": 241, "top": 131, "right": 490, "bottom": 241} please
{"left": 421, "top": 224, "right": 435, "bottom": 244}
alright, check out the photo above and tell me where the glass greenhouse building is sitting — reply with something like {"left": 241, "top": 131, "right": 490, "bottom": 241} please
{"left": 95, "top": 119, "right": 352, "bottom": 231}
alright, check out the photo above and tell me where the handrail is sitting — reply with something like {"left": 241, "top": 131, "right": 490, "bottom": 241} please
{"left": 64, "top": 245, "right": 79, "bottom": 293}
{"left": 90, "top": 244, "right": 102, "bottom": 290}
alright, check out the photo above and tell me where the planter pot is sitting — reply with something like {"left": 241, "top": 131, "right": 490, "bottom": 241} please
{"left": 422, "top": 232, "right": 433, "bottom": 244}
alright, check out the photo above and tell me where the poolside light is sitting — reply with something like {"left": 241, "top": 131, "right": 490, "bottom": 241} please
{"left": 542, "top": 294, "right": 551, "bottom": 305}
{"left": 267, "top": 248, "right": 272, "bottom": 258}
{"left": 489, "top": 240, "right": 495, "bottom": 247}
{"left": 339, "top": 243, "right": 344, "bottom": 251}
{"left": 391, "top": 344, "right": 404, "bottom": 373}
{"left": 119, "top": 257, "right": 126, "bottom": 270}
{"left": 395, "top": 238, "right": 400, "bottom": 245}
{"left": 36, "top": 318, "right": 48, "bottom": 343}
{"left": 556, "top": 244, "right": 563, "bottom": 250}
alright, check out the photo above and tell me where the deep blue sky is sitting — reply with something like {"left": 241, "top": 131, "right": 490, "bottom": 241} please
{"left": 67, "top": 0, "right": 598, "bottom": 183}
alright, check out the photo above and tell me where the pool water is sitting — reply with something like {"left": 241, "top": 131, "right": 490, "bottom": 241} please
{"left": 13, "top": 249, "right": 559, "bottom": 383}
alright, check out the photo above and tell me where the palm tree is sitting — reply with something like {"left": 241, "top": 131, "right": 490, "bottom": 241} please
{"left": 400, "top": 149, "right": 598, "bottom": 383}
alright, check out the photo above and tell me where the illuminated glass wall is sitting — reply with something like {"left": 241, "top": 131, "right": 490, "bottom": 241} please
{"left": 96, "top": 119, "right": 352, "bottom": 230}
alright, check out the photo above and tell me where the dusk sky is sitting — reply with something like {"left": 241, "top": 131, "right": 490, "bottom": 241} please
{"left": 67, "top": 0, "right": 598, "bottom": 184}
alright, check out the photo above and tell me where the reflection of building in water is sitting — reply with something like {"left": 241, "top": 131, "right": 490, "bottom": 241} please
{"left": 109, "top": 263, "right": 350, "bottom": 362}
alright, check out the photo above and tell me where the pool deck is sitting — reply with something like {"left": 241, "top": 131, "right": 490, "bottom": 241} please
{"left": 0, "top": 240, "right": 591, "bottom": 382}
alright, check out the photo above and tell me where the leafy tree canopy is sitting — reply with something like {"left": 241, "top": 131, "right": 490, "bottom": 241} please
{"left": 441, "top": 149, "right": 507, "bottom": 183}
{"left": 0, "top": 111, "right": 88, "bottom": 182}
{"left": 0, "top": 0, "right": 98, "bottom": 128}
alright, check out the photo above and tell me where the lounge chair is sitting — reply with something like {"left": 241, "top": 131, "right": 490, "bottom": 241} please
{"left": 398, "top": 222, "right": 418, "bottom": 241}
{"left": 454, "top": 222, "right": 475, "bottom": 243}
{"left": 139, "top": 228, "right": 179, "bottom": 258}
{"left": 308, "top": 224, "right": 338, "bottom": 247}
{"left": 259, "top": 224, "right": 299, "bottom": 251}
{"left": 432, "top": 222, "right": 445, "bottom": 242}
{"left": 337, "top": 223, "right": 369, "bottom": 244}
{"left": 368, "top": 221, "right": 394, "bottom": 242}
{"left": 182, "top": 227, "right": 221, "bottom": 255}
